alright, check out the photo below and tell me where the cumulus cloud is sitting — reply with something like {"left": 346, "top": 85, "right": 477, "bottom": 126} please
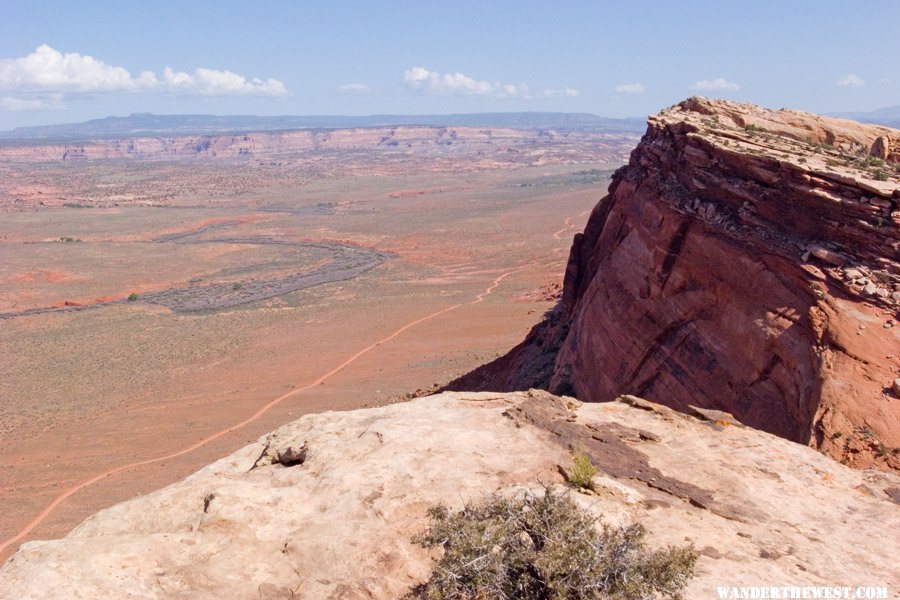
{"left": 614, "top": 83, "right": 645, "bottom": 94}
{"left": 337, "top": 83, "right": 372, "bottom": 95}
{"left": 403, "top": 67, "right": 530, "bottom": 98}
{"left": 690, "top": 78, "right": 740, "bottom": 92}
{"left": 0, "top": 45, "right": 135, "bottom": 92}
{"left": 836, "top": 73, "right": 865, "bottom": 88}
{"left": 541, "top": 88, "right": 579, "bottom": 98}
{"left": 0, "top": 45, "right": 288, "bottom": 109}
{"left": 159, "top": 66, "right": 288, "bottom": 96}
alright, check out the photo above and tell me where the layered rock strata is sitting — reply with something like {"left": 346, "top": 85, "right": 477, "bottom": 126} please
{"left": 0, "top": 126, "right": 635, "bottom": 164}
{"left": 450, "top": 98, "right": 900, "bottom": 470}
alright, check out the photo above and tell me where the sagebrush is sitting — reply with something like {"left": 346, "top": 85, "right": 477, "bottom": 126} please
{"left": 409, "top": 487, "right": 697, "bottom": 599}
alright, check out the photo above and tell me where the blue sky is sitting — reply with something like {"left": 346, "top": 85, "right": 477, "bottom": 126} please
{"left": 0, "top": 0, "right": 897, "bottom": 129}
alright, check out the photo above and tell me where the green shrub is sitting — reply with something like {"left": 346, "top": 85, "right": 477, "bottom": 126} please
{"left": 566, "top": 452, "right": 598, "bottom": 491}
{"left": 409, "top": 488, "right": 697, "bottom": 599}
{"left": 862, "top": 156, "right": 884, "bottom": 168}
{"left": 127, "top": 292, "right": 139, "bottom": 302}
{"left": 743, "top": 123, "right": 766, "bottom": 135}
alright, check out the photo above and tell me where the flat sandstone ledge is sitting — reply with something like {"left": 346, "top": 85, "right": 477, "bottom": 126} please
{"left": 1, "top": 390, "right": 898, "bottom": 598}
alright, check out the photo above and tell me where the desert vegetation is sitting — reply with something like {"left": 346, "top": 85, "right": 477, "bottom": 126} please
{"left": 410, "top": 488, "right": 697, "bottom": 599}
{"left": 565, "top": 452, "right": 598, "bottom": 491}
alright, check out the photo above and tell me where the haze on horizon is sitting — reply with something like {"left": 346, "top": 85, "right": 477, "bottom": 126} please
{"left": 0, "top": 0, "right": 898, "bottom": 130}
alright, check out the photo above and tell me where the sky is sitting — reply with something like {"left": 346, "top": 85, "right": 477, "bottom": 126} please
{"left": 0, "top": 0, "right": 897, "bottom": 130}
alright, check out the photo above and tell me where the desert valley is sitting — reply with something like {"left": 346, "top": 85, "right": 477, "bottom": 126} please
{"left": 0, "top": 119, "right": 639, "bottom": 561}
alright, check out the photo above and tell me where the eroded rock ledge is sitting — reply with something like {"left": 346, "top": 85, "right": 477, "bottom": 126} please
{"left": 449, "top": 97, "right": 900, "bottom": 470}
{"left": 1, "top": 391, "right": 898, "bottom": 598}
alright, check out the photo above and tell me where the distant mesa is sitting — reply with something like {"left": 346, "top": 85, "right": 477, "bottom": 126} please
{"left": 829, "top": 104, "right": 900, "bottom": 130}
{"left": 0, "top": 120, "right": 640, "bottom": 169}
{"left": 449, "top": 96, "right": 900, "bottom": 471}
{"left": 0, "top": 111, "right": 645, "bottom": 141}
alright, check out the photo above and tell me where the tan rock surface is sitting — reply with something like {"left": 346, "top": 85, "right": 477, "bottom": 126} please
{"left": 1, "top": 390, "right": 898, "bottom": 598}
{"left": 450, "top": 97, "right": 900, "bottom": 470}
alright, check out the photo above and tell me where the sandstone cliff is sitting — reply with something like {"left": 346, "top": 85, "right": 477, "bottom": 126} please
{"left": 449, "top": 98, "right": 900, "bottom": 470}
{"left": 1, "top": 391, "right": 897, "bottom": 598}
{"left": 0, "top": 126, "right": 635, "bottom": 166}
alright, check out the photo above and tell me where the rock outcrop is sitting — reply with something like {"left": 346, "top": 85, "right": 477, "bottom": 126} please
{"left": 2, "top": 390, "right": 898, "bottom": 598}
{"left": 449, "top": 98, "right": 900, "bottom": 470}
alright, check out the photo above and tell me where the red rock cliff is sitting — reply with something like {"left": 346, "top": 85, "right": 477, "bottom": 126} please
{"left": 450, "top": 97, "right": 900, "bottom": 470}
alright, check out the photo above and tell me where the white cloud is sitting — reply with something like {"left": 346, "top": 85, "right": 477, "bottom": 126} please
{"left": 403, "top": 66, "right": 530, "bottom": 98}
{"left": 0, "top": 45, "right": 289, "bottom": 110}
{"left": 690, "top": 78, "right": 740, "bottom": 92}
{"left": 338, "top": 83, "right": 372, "bottom": 95}
{"left": 160, "top": 66, "right": 288, "bottom": 96}
{"left": 0, "top": 95, "right": 63, "bottom": 111}
{"left": 836, "top": 73, "right": 865, "bottom": 87}
{"left": 541, "top": 88, "right": 579, "bottom": 98}
{"left": 614, "top": 83, "right": 645, "bottom": 94}
{"left": 0, "top": 44, "right": 135, "bottom": 92}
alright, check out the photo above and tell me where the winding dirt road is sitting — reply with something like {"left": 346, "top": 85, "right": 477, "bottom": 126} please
{"left": 0, "top": 206, "right": 590, "bottom": 558}
{"left": 552, "top": 208, "right": 593, "bottom": 240}
{"left": 0, "top": 266, "right": 525, "bottom": 556}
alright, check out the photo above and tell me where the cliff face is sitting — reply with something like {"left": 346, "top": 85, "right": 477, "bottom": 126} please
{"left": 2, "top": 391, "right": 898, "bottom": 598}
{"left": 450, "top": 98, "right": 900, "bottom": 470}
{"left": 0, "top": 126, "right": 636, "bottom": 164}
